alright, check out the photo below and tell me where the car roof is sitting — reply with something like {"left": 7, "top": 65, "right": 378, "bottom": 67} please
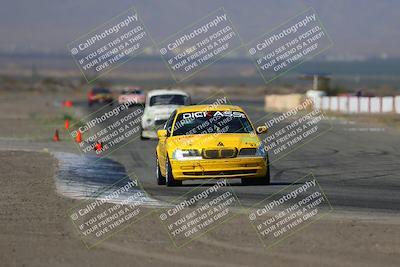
{"left": 147, "top": 89, "right": 189, "bottom": 97}
{"left": 176, "top": 104, "right": 244, "bottom": 113}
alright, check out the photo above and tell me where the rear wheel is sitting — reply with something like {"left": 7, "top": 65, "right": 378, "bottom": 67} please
{"left": 156, "top": 156, "right": 166, "bottom": 185}
{"left": 166, "top": 157, "right": 182, "bottom": 187}
{"left": 140, "top": 129, "right": 149, "bottom": 140}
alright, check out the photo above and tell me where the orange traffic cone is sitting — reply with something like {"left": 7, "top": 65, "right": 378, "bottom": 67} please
{"left": 64, "top": 119, "right": 70, "bottom": 129}
{"left": 75, "top": 130, "right": 82, "bottom": 143}
{"left": 63, "top": 100, "right": 73, "bottom": 107}
{"left": 53, "top": 129, "right": 60, "bottom": 141}
{"left": 95, "top": 142, "right": 103, "bottom": 151}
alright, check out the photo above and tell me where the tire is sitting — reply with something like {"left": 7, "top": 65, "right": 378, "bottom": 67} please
{"left": 241, "top": 156, "right": 270, "bottom": 186}
{"left": 166, "top": 157, "right": 182, "bottom": 187}
{"left": 140, "top": 130, "right": 148, "bottom": 140}
{"left": 156, "top": 156, "right": 166, "bottom": 185}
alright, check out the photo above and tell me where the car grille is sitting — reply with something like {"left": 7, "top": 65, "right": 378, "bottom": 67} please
{"left": 202, "top": 148, "right": 237, "bottom": 159}
{"left": 183, "top": 170, "right": 257, "bottom": 176}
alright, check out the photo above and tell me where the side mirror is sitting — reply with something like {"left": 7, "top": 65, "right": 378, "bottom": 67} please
{"left": 157, "top": 129, "right": 168, "bottom": 138}
{"left": 256, "top": 126, "right": 268, "bottom": 134}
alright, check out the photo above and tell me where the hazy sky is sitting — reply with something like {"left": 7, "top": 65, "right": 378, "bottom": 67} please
{"left": 1, "top": 0, "right": 399, "bottom": 58}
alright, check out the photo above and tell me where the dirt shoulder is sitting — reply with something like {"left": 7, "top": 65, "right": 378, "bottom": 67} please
{"left": 0, "top": 150, "right": 399, "bottom": 267}
{"left": 0, "top": 91, "right": 83, "bottom": 141}
{"left": 0, "top": 151, "right": 159, "bottom": 267}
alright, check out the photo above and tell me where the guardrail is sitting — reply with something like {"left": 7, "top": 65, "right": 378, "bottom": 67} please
{"left": 312, "top": 96, "right": 400, "bottom": 114}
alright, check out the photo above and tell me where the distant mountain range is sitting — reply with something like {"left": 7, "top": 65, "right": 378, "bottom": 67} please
{"left": 1, "top": 0, "right": 399, "bottom": 58}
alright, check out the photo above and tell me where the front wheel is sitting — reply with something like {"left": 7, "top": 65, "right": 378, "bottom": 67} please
{"left": 241, "top": 157, "right": 270, "bottom": 186}
{"left": 166, "top": 157, "right": 182, "bottom": 187}
{"left": 156, "top": 156, "right": 166, "bottom": 185}
{"left": 140, "top": 130, "right": 149, "bottom": 140}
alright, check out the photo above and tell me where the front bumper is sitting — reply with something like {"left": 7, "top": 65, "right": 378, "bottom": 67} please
{"left": 141, "top": 129, "right": 158, "bottom": 139}
{"left": 170, "top": 157, "right": 267, "bottom": 180}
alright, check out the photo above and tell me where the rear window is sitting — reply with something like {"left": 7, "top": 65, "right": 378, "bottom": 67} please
{"left": 149, "top": 94, "right": 189, "bottom": 106}
{"left": 122, "top": 89, "right": 142, "bottom": 95}
{"left": 172, "top": 110, "right": 254, "bottom": 136}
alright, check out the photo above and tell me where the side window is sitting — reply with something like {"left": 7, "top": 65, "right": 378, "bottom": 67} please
{"left": 164, "top": 110, "right": 176, "bottom": 137}
{"left": 185, "top": 96, "right": 191, "bottom": 105}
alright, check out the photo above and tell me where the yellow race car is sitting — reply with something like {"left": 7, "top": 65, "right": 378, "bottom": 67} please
{"left": 156, "top": 104, "right": 270, "bottom": 186}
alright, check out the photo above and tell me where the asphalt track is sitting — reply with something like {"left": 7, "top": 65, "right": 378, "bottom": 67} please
{"left": 78, "top": 99, "right": 400, "bottom": 214}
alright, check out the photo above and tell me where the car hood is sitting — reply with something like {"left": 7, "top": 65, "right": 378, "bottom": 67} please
{"left": 168, "top": 133, "right": 260, "bottom": 150}
{"left": 144, "top": 105, "right": 180, "bottom": 118}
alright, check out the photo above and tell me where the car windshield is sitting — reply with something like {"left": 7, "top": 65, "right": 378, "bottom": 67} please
{"left": 172, "top": 110, "right": 254, "bottom": 136}
{"left": 122, "top": 89, "right": 142, "bottom": 95}
{"left": 149, "top": 94, "right": 188, "bottom": 106}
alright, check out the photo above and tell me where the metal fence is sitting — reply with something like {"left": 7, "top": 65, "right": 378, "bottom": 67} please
{"left": 313, "top": 96, "right": 400, "bottom": 114}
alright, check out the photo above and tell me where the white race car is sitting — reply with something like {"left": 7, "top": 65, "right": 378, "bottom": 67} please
{"left": 141, "top": 89, "right": 191, "bottom": 139}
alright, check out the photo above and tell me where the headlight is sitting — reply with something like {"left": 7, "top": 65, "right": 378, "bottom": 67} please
{"left": 141, "top": 114, "right": 153, "bottom": 126}
{"left": 172, "top": 149, "right": 202, "bottom": 160}
{"left": 255, "top": 144, "right": 267, "bottom": 158}
{"left": 238, "top": 146, "right": 266, "bottom": 158}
